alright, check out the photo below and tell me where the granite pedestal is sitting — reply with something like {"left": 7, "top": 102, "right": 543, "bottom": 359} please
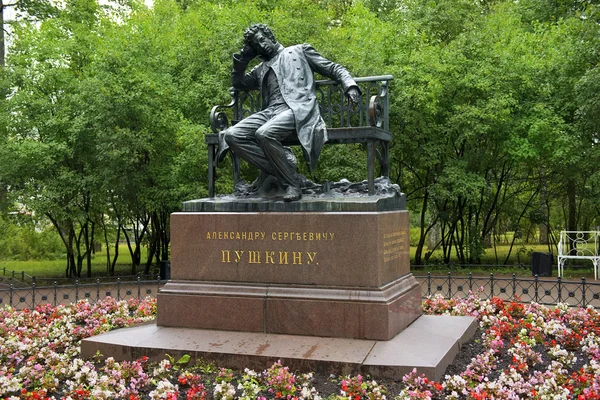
{"left": 157, "top": 193, "right": 422, "bottom": 340}
{"left": 83, "top": 191, "right": 478, "bottom": 380}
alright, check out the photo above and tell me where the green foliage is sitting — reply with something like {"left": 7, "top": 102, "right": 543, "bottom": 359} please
{"left": 165, "top": 353, "right": 191, "bottom": 371}
{"left": 0, "top": 215, "right": 64, "bottom": 260}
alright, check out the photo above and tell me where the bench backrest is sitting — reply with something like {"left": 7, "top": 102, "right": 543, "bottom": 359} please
{"left": 211, "top": 75, "right": 393, "bottom": 134}
{"left": 558, "top": 231, "right": 600, "bottom": 258}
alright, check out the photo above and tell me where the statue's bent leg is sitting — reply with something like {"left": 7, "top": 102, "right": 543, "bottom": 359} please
{"left": 254, "top": 109, "right": 298, "bottom": 190}
{"left": 223, "top": 112, "right": 278, "bottom": 175}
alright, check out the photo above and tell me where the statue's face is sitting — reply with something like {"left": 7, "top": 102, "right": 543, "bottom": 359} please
{"left": 251, "top": 31, "right": 278, "bottom": 60}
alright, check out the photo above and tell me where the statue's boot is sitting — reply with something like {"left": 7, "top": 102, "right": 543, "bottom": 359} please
{"left": 251, "top": 147, "right": 298, "bottom": 192}
{"left": 283, "top": 185, "right": 302, "bottom": 202}
{"left": 249, "top": 170, "right": 270, "bottom": 192}
{"left": 233, "top": 179, "right": 249, "bottom": 194}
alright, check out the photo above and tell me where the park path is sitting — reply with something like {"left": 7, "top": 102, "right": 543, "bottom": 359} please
{"left": 1, "top": 275, "right": 599, "bottom": 310}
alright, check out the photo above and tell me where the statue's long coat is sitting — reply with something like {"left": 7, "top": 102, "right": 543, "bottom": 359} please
{"left": 230, "top": 43, "right": 357, "bottom": 171}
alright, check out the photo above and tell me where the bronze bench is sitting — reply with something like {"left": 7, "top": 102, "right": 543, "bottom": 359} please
{"left": 206, "top": 75, "right": 393, "bottom": 196}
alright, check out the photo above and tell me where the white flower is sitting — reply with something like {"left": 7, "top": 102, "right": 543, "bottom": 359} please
{"left": 214, "top": 380, "right": 236, "bottom": 399}
{"left": 91, "top": 386, "right": 117, "bottom": 399}
{"left": 149, "top": 379, "right": 179, "bottom": 399}
{"left": 152, "top": 359, "right": 172, "bottom": 377}
{"left": 0, "top": 374, "right": 21, "bottom": 396}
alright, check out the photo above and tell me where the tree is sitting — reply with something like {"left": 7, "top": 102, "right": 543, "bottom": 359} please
{"left": 387, "top": 0, "right": 599, "bottom": 264}
{"left": 0, "top": 0, "right": 122, "bottom": 277}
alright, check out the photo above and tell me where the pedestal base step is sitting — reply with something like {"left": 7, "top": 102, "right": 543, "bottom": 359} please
{"left": 157, "top": 275, "right": 422, "bottom": 341}
{"left": 81, "top": 315, "right": 477, "bottom": 381}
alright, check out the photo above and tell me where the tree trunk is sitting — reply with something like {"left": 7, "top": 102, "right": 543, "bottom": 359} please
{"left": 1, "top": 0, "right": 5, "bottom": 68}
{"left": 146, "top": 239, "right": 156, "bottom": 273}
{"left": 567, "top": 179, "right": 577, "bottom": 254}
{"left": 67, "top": 226, "right": 77, "bottom": 278}
{"left": 483, "top": 233, "right": 492, "bottom": 248}
{"left": 539, "top": 174, "right": 549, "bottom": 244}
{"left": 123, "top": 215, "right": 149, "bottom": 274}
{"left": 67, "top": 251, "right": 76, "bottom": 279}
{"left": 567, "top": 179, "right": 576, "bottom": 231}
{"left": 159, "top": 209, "right": 170, "bottom": 261}
{"left": 503, "top": 188, "right": 540, "bottom": 265}
{"left": 480, "top": 161, "right": 510, "bottom": 251}
{"left": 539, "top": 223, "right": 548, "bottom": 244}
{"left": 110, "top": 225, "right": 121, "bottom": 275}
{"left": 414, "top": 189, "right": 429, "bottom": 266}
{"left": 102, "top": 216, "right": 111, "bottom": 273}
{"left": 75, "top": 223, "right": 85, "bottom": 277}
{"left": 146, "top": 211, "right": 161, "bottom": 274}
{"left": 86, "top": 221, "right": 94, "bottom": 278}
{"left": 46, "top": 213, "right": 77, "bottom": 278}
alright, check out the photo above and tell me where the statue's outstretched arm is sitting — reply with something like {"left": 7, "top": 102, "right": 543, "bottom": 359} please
{"left": 302, "top": 44, "right": 360, "bottom": 97}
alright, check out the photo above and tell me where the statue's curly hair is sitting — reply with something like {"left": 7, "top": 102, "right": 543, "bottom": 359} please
{"left": 243, "top": 24, "right": 277, "bottom": 46}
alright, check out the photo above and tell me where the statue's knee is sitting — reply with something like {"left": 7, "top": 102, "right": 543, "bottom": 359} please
{"left": 223, "top": 130, "right": 236, "bottom": 147}
{"left": 255, "top": 128, "right": 270, "bottom": 146}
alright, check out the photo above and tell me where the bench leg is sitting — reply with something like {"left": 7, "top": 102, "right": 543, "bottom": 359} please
{"left": 367, "top": 141, "right": 375, "bottom": 195}
{"left": 380, "top": 140, "right": 390, "bottom": 177}
{"left": 208, "top": 144, "right": 215, "bottom": 197}
{"left": 232, "top": 153, "right": 241, "bottom": 186}
{"left": 558, "top": 257, "right": 564, "bottom": 278}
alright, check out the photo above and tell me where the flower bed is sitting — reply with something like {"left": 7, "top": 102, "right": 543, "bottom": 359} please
{"left": 0, "top": 294, "right": 599, "bottom": 399}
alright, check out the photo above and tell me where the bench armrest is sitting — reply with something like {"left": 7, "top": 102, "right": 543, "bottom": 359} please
{"left": 368, "top": 95, "right": 384, "bottom": 128}
{"left": 209, "top": 88, "right": 238, "bottom": 133}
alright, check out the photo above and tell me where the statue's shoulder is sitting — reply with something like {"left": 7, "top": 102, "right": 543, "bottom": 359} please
{"left": 284, "top": 44, "right": 310, "bottom": 53}
{"left": 280, "top": 44, "right": 319, "bottom": 61}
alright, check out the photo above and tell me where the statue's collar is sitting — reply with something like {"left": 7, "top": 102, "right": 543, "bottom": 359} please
{"left": 262, "top": 44, "right": 285, "bottom": 66}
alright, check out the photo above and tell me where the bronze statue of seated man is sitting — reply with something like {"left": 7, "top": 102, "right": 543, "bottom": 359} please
{"left": 218, "top": 23, "right": 360, "bottom": 201}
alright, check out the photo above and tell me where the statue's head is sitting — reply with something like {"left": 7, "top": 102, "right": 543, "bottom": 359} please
{"left": 244, "top": 24, "right": 279, "bottom": 60}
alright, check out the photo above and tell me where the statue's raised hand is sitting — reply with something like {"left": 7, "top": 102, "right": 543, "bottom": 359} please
{"left": 238, "top": 44, "right": 256, "bottom": 63}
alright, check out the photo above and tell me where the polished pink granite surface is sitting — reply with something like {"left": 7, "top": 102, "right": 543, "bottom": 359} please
{"left": 170, "top": 211, "right": 410, "bottom": 287}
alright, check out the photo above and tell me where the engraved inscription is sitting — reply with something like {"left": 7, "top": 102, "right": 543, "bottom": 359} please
{"left": 206, "top": 231, "right": 334, "bottom": 241}
{"left": 383, "top": 230, "right": 408, "bottom": 263}
{"left": 206, "top": 230, "right": 333, "bottom": 267}
{"left": 220, "top": 250, "right": 318, "bottom": 265}
{"left": 203, "top": 230, "right": 333, "bottom": 267}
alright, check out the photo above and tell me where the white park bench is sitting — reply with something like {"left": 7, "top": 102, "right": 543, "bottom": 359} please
{"left": 557, "top": 231, "right": 600, "bottom": 280}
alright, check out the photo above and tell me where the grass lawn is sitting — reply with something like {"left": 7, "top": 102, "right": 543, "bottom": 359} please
{"left": 0, "top": 244, "right": 159, "bottom": 280}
